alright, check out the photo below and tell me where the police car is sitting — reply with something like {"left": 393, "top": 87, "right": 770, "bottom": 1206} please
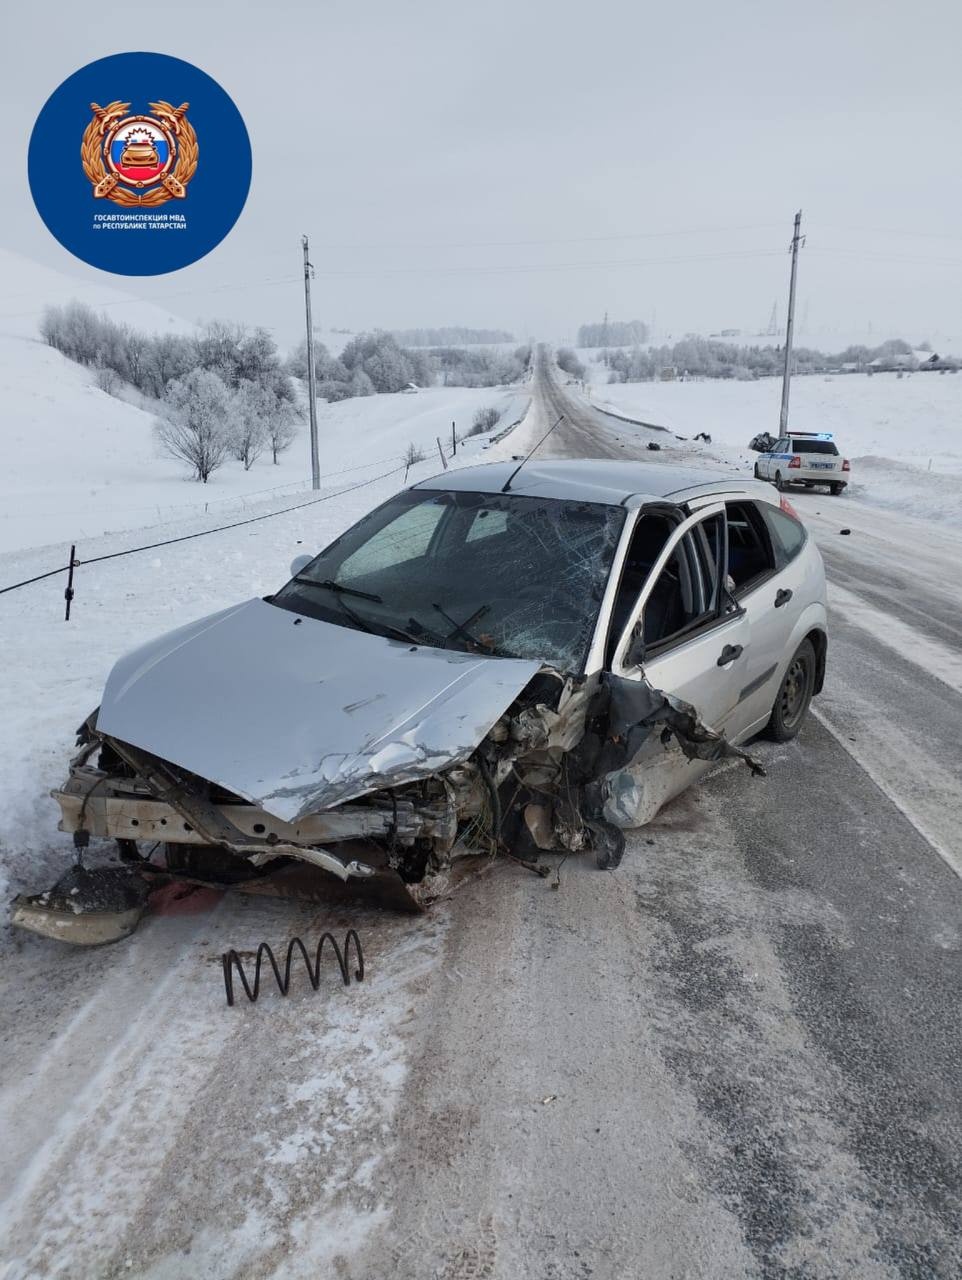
{"left": 753, "top": 432, "right": 850, "bottom": 495}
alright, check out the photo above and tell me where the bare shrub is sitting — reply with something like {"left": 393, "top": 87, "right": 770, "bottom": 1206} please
{"left": 468, "top": 406, "right": 500, "bottom": 437}
{"left": 403, "top": 441, "right": 426, "bottom": 468}
{"left": 94, "top": 363, "right": 120, "bottom": 395}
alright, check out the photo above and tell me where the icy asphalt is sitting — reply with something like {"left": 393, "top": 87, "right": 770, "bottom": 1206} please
{"left": 1, "top": 361, "right": 961, "bottom": 1278}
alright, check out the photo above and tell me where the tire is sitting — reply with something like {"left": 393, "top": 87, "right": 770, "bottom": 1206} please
{"left": 764, "top": 638, "right": 816, "bottom": 742}
{"left": 830, "top": 482, "right": 844, "bottom": 495}
{"left": 775, "top": 470, "right": 785, "bottom": 491}
{"left": 753, "top": 461, "right": 762, "bottom": 479}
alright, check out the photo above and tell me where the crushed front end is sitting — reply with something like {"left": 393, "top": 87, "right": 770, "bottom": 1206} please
{"left": 15, "top": 661, "right": 764, "bottom": 946}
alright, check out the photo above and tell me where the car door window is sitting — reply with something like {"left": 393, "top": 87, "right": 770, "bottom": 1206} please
{"left": 724, "top": 501, "right": 777, "bottom": 593}
{"left": 631, "top": 512, "right": 726, "bottom": 657}
{"left": 760, "top": 504, "right": 808, "bottom": 567}
{"left": 641, "top": 517, "right": 729, "bottom": 650}
{"left": 605, "top": 512, "right": 676, "bottom": 664}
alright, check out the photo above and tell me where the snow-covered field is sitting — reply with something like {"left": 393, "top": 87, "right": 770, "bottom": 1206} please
{"left": 0, "top": 250, "right": 521, "bottom": 554}
{"left": 577, "top": 355, "right": 962, "bottom": 527}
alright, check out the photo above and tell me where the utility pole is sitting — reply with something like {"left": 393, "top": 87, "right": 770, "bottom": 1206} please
{"left": 779, "top": 210, "right": 804, "bottom": 434}
{"left": 302, "top": 234, "right": 320, "bottom": 490}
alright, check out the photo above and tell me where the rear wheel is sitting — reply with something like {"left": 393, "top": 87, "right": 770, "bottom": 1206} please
{"left": 753, "top": 461, "right": 762, "bottom": 479}
{"left": 764, "top": 639, "right": 816, "bottom": 742}
{"left": 830, "top": 482, "right": 844, "bottom": 495}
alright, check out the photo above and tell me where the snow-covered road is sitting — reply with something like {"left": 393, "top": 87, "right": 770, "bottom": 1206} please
{"left": 1, "top": 357, "right": 961, "bottom": 1278}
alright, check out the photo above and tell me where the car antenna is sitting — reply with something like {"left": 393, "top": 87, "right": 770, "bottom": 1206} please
{"left": 501, "top": 415, "right": 564, "bottom": 493}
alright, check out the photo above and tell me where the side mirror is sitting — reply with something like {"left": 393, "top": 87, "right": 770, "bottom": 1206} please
{"left": 290, "top": 553, "right": 312, "bottom": 578}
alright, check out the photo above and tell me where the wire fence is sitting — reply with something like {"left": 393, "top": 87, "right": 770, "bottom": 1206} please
{"left": 0, "top": 460, "right": 409, "bottom": 613}
{"left": 0, "top": 398, "right": 531, "bottom": 619}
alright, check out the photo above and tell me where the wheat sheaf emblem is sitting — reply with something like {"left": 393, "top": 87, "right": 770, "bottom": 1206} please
{"left": 81, "top": 100, "right": 198, "bottom": 207}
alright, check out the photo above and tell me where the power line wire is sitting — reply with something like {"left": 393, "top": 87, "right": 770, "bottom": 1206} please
{"left": 311, "top": 249, "right": 788, "bottom": 280}
{"left": 308, "top": 222, "right": 786, "bottom": 252}
{"left": 0, "top": 462, "right": 407, "bottom": 599}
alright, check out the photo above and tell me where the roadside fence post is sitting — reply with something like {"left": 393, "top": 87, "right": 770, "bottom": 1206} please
{"left": 64, "top": 544, "right": 77, "bottom": 622}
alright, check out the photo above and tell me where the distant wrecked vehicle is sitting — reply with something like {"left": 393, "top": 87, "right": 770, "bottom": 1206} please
{"left": 13, "top": 460, "right": 828, "bottom": 945}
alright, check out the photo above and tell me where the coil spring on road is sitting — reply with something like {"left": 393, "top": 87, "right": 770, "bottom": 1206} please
{"left": 221, "top": 929, "right": 364, "bottom": 1007}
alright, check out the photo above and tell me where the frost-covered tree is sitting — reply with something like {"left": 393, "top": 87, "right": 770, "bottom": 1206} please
{"left": 392, "top": 327, "right": 514, "bottom": 346}
{"left": 154, "top": 368, "right": 232, "bottom": 482}
{"left": 578, "top": 319, "right": 649, "bottom": 347}
{"left": 229, "top": 379, "right": 271, "bottom": 470}
{"left": 556, "top": 348, "right": 586, "bottom": 379}
{"left": 265, "top": 394, "right": 299, "bottom": 464}
{"left": 350, "top": 367, "right": 375, "bottom": 397}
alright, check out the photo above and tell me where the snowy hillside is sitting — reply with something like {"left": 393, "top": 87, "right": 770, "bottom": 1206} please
{"left": 0, "top": 248, "right": 196, "bottom": 342}
{"left": 0, "top": 252, "right": 525, "bottom": 554}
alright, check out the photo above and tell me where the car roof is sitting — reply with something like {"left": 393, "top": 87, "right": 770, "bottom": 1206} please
{"left": 412, "top": 458, "right": 765, "bottom": 508}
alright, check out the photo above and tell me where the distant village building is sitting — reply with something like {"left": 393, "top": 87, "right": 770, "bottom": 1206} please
{"left": 867, "top": 350, "right": 958, "bottom": 373}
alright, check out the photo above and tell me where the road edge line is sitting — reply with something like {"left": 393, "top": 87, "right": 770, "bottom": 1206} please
{"left": 812, "top": 706, "right": 962, "bottom": 883}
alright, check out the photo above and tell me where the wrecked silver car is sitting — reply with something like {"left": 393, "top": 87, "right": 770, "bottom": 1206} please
{"left": 13, "top": 459, "right": 828, "bottom": 944}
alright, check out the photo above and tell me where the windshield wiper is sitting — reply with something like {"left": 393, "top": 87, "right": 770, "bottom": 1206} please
{"left": 432, "top": 603, "right": 512, "bottom": 657}
{"left": 294, "top": 575, "right": 382, "bottom": 603}
{"left": 325, "top": 589, "right": 377, "bottom": 636}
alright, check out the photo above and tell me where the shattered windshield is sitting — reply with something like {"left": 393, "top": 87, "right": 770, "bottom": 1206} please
{"left": 271, "top": 488, "right": 625, "bottom": 671}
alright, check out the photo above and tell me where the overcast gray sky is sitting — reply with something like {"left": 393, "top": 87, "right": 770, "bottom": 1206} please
{"left": 4, "top": 0, "right": 962, "bottom": 349}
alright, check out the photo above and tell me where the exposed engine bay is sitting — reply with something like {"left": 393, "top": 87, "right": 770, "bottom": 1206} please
{"left": 13, "top": 666, "right": 762, "bottom": 946}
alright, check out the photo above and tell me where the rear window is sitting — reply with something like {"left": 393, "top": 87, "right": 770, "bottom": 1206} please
{"left": 761, "top": 505, "right": 808, "bottom": 566}
{"left": 790, "top": 438, "right": 839, "bottom": 455}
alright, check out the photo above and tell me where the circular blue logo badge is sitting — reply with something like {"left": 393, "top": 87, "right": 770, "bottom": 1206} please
{"left": 28, "top": 52, "right": 251, "bottom": 275}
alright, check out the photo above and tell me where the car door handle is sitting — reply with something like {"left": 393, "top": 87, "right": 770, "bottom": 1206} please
{"left": 774, "top": 588, "right": 793, "bottom": 608}
{"left": 717, "top": 644, "right": 744, "bottom": 666}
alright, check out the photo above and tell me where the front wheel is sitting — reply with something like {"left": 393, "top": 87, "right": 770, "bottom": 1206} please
{"left": 753, "top": 461, "right": 762, "bottom": 479}
{"left": 764, "top": 638, "right": 816, "bottom": 742}
{"left": 775, "top": 470, "right": 785, "bottom": 491}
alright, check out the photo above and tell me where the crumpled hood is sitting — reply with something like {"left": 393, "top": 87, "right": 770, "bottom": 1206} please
{"left": 96, "top": 598, "right": 543, "bottom": 821}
